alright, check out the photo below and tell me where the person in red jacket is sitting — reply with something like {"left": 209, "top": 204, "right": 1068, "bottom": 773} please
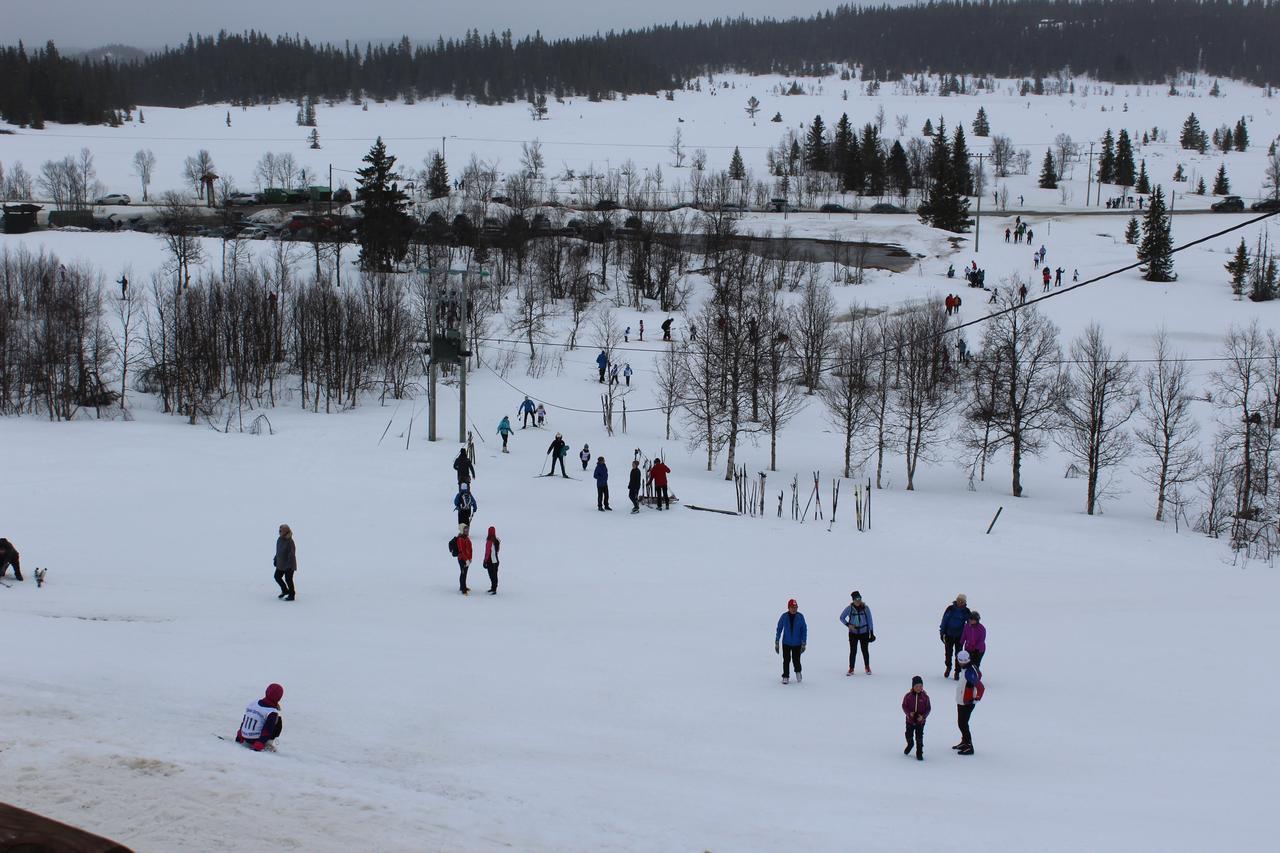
{"left": 648, "top": 459, "right": 671, "bottom": 510}
{"left": 236, "top": 683, "right": 284, "bottom": 751}
{"left": 483, "top": 526, "right": 501, "bottom": 595}
{"left": 455, "top": 525, "right": 473, "bottom": 594}
{"left": 902, "top": 676, "right": 931, "bottom": 761}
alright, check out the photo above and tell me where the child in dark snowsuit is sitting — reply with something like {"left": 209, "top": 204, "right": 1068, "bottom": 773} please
{"left": 902, "top": 676, "right": 931, "bottom": 761}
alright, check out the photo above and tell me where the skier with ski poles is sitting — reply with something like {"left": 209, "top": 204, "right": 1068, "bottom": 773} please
{"left": 839, "top": 591, "right": 875, "bottom": 675}
{"left": 518, "top": 396, "right": 536, "bottom": 428}
{"left": 546, "top": 433, "right": 569, "bottom": 478}
{"left": 775, "top": 598, "right": 807, "bottom": 684}
{"left": 235, "top": 683, "right": 284, "bottom": 751}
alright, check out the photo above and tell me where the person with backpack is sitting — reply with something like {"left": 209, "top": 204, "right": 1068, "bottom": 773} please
{"left": 596, "top": 350, "right": 608, "bottom": 383}
{"left": 497, "top": 416, "right": 513, "bottom": 453}
{"left": 839, "top": 591, "right": 875, "bottom": 675}
{"left": 594, "top": 457, "right": 612, "bottom": 511}
{"left": 482, "top": 526, "right": 501, "bottom": 595}
{"left": 452, "top": 525, "right": 473, "bottom": 594}
{"left": 546, "top": 433, "right": 569, "bottom": 478}
{"left": 0, "top": 537, "right": 22, "bottom": 582}
{"left": 235, "top": 683, "right": 284, "bottom": 751}
{"left": 961, "top": 611, "right": 986, "bottom": 670}
{"left": 902, "top": 675, "right": 931, "bottom": 761}
{"left": 454, "top": 483, "right": 477, "bottom": 527}
{"left": 579, "top": 444, "right": 592, "bottom": 471}
{"left": 628, "top": 460, "right": 642, "bottom": 513}
{"left": 518, "top": 396, "right": 536, "bottom": 429}
{"left": 648, "top": 458, "right": 671, "bottom": 510}
{"left": 453, "top": 447, "right": 475, "bottom": 486}
{"left": 273, "top": 524, "right": 297, "bottom": 601}
{"left": 774, "top": 598, "right": 807, "bottom": 684}
{"left": 661, "top": 317, "right": 674, "bottom": 341}
{"left": 939, "top": 594, "right": 970, "bottom": 679}
{"left": 953, "top": 650, "right": 984, "bottom": 755}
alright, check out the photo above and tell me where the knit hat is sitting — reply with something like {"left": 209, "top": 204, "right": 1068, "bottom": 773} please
{"left": 911, "top": 675, "right": 923, "bottom": 686}
{"left": 264, "top": 683, "right": 284, "bottom": 705}
{"left": 851, "top": 590, "right": 862, "bottom": 600}
{"left": 969, "top": 611, "right": 981, "bottom": 622}
{"left": 956, "top": 651, "right": 971, "bottom": 664}
{"left": 787, "top": 598, "right": 797, "bottom": 608}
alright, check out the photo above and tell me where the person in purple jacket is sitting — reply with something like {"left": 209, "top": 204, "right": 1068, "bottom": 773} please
{"left": 902, "top": 675, "right": 931, "bottom": 761}
{"left": 961, "top": 611, "right": 986, "bottom": 670}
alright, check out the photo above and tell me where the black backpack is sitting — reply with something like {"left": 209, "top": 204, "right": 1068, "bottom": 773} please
{"left": 448, "top": 537, "right": 459, "bottom": 557}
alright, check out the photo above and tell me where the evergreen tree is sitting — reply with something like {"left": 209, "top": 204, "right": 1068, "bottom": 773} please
{"left": 1114, "top": 129, "right": 1135, "bottom": 186}
{"left": 728, "top": 146, "right": 746, "bottom": 180}
{"left": 1234, "top": 117, "right": 1249, "bottom": 151}
{"left": 1219, "top": 127, "right": 1233, "bottom": 154}
{"left": 1172, "top": 163, "right": 1185, "bottom": 182}
{"left": 1135, "top": 160, "right": 1150, "bottom": 194}
{"left": 1124, "top": 216, "right": 1140, "bottom": 245}
{"left": 1225, "top": 238, "right": 1249, "bottom": 298}
{"left": 1038, "top": 148, "right": 1058, "bottom": 189}
{"left": 1098, "top": 129, "right": 1116, "bottom": 184}
{"left": 1250, "top": 249, "right": 1278, "bottom": 302}
{"left": 917, "top": 120, "right": 969, "bottom": 232}
{"left": 922, "top": 117, "right": 934, "bottom": 136}
{"left": 304, "top": 95, "right": 317, "bottom": 127}
{"left": 308, "top": 129, "right": 321, "bottom": 149}
{"left": 225, "top": 110, "right": 231, "bottom": 127}
{"left": 860, "top": 123, "right": 885, "bottom": 195}
{"left": 1179, "top": 113, "right": 1204, "bottom": 150}
{"left": 951, "top": 125, "right": 972, "bottom": 196}
{"left": 886, "top": 139, "right": 911, "bottom": 198}
{"left": 1195, "top": 176, "right": 1207, "bottom": 194}
{"left": 356, "top": 137, "right": 412, "bottom": 272}
{"left": 1213, "top": 163, "right": 1231, "bottom": 195}
{"left": 842, "top": 132, "right": 864, "bottom": 193}
{"left": 971, "top": 106, "right": 990, "bottom": 137}
{"left": 1138, "top": 185, "right": 1174, "bottom": 282}
{"left": 831, "top": 113, "right": 854, "bottom": 176}
{"left": 426, "top": 151, "right": 450, "bottom": 199}
{"left": 804, "top": 114, "right": 828, "bottom": 171}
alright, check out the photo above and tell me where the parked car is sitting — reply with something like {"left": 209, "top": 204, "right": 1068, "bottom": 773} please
{"left": 820, "top": 203, "right": 852, "bottom": 213}
{"left": 1251, "top": 197, "right": 1280, "bottom": 213}
{"left": 594, "top": 199, "right": 621, "bottom": 211}
{"left": 1211, "top": 195, "right": 1245, "bottom": 212}
{"left": 767, "top": 199, "right": 797, "bottom": 213}
{"left": 94, "top": 193, "right": 131, "bottom": 206}
{"left": 237, "top": 226, "right": 271, "bottom": 240}
{"left": 869, "top": 202, "right": 906, "bottom": 214}
{"left": 226, "top": 192, "right": 259, "bottom": 206}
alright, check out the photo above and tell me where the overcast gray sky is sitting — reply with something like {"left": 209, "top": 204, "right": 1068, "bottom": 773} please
{"left": 11, "top": 1, "right": 872, "bottom": 51}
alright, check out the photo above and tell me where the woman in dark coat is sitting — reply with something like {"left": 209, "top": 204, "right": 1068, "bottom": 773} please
{"left": 274, "top": 524, "right": 297, "bottom": 601}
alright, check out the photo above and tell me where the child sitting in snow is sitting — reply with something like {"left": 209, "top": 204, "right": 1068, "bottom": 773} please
{"left": 236, "top": 683, "right": 284, "bottom": 751}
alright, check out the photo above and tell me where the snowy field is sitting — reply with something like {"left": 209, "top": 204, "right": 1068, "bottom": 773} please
{"left": 2, "top": 69, "right": 1280, "bottom": 852}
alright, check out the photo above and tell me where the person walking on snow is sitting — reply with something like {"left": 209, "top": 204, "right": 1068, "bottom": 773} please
{"left": 953, "top": 650, "right": 984, "bottom": 755}
{"left": 483, "top": 526, "right": 501, "bottom": 594}
{"left": 902, "top": 676, "right": 931, "bottom": 761}
{"left": 519, "top": 396, "right": 536, "bottom": 429}
{"left": 594, "top": 457, "right": 612, "bottom": 510}
{"left": 236, "top": 683, "right": 284, "bottom": 751}
{"left": 775, "top": 598, "right": 808, "bottom": 684}
{"left": 273, "top": 524, "right": 297, "bottom": 601}
{"left": 839, "top": 591, "right": 875, "bottom": 674}
{"left": 454, "top": 525, "right": 473, "bottom": 594}
{"left": 497, "top": 416, "right": 513, "bottom": 453}
{"left": 546, "top": 433, "right": 569, "bottom": 478}
{"left": 623, "top": 364, "right": 633, "bottom": 386}
{"left": 648, "top": 458, "right": 671, "bottom": 510}
{"left": 454, "top": 483, "right": 477, "bottom": 527}
{"left": 624, "top": 325, "right": 631, "bottom": 343}
{"left": 628, "top": 460, "right": 642, "bottom": 513}
{"left": 535, "top": 404, "right": 547, "bottom": 427}
{"left": 638, "top": 319, "right": 645, "bottom": 341}
{"left": 961, "top": 611, "right": 986, "bottom": 670}
{"left": 940, "top": 594, "right": 970, "bottom": 678}
{"left": 609, "top": 363, "right": 620, "bottom": 385}
{"left": 453, "top": 447, "right": 475, "bottom": 486}
{"left": 1055, "top": 267, "right": 1064, "bottom": 287}
{"left": 579, "top": 444, "right": 592, "bottom": 471}
{"left": 0, "top": 537, "right": 22, "bottom": 581}
{"left": 596, "top": 350, "right": 608, "bottom": 383}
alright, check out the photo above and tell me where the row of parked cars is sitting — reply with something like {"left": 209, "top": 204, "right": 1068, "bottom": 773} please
{"left": 1210, "top": 195, "right": 1280, "bottom": 213}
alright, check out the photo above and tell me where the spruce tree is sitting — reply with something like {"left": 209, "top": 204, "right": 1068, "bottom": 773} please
{"left": 971, "top": 106, "right": 990, "bottom": 137}
{"left": 1195, "top": 177, "right": 1207, "bottom": 195}
{"left": 917, "top": 120, "right": 969, "bottom": 232}
{"left": 922, "top": 117, "right": 934, "bottom": 136}
{"left": 308, "top": 129, "right": 321, "bottom": 149}
{"left": 1251, "top": 251, "right": 1278, "bottom": 302}
{"left": 1115, "top": 130, "right": 1136, "bottom": 186}
{"left": 860, "top": 123, "right": 885, "bottom": 195}
{"left": 1135, "top": 160, "right": 1150, "bottom": 194}
{"left": 1138, "top": 185, "right": 1174, "bottom": 282}
{"left": 728, "top": 146, "right": 746, "bottom": 180}
{"left": 886, "top": 140, "right": 911, "bottom": 198}
{"left": 842, "top": 132, "right": 864, "bottom": 193}
{"left": 1124, "top": 216, "right": 1141, "bottom": 245}
{"left": 1213, "top": 163, "right": 1230, "bottom": 195}
{"left": 1226, "top": 238, "right": 1249, "bottom": 298}
{"left": 1179, "top": 113, "right": 1204, "bottom": 150}
{"left": 304, "top": 95, "right": 317, "bottom": 127}
{"left": 1098, "top": 129, "right": 1116, "bottom": 184}
{"left": 951, "top": 125, "right": 972, "bottom": 196}
{"left": 831, "top": 114, "right": 854, "bottom": 176}
{"left": 427, "top": 151, "right": 450, "bottom": 199}
{"left": 1038, "top": 149, "right": 1058, "bottom": 189}
{"left": 356, "top": 137, "right": 412, "bottom": 272}
{"left": 1172, "top": 163, "right": 1185, "bottom": 182}
{"left": 1234, "top": 117, "right": 1249, "bottom": 151}
{"left": 804, "top": 115, "right": 827, "bottom": 172}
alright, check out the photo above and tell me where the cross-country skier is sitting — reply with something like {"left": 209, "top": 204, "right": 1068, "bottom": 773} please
{"left": 579, "top": 444, "right": 592, "bottom": 471}
{"left": 454, "top": 525, "right": 473, "bottom": 594}
{"left": 453, "top": 447, "right": 475, "bottom": 486}
{"left": 953, "top": 651, "right": 984, "bottom": 755}
{"left": 628, "top": 460, "right": 642, "bottom": 513}
{"left": 839, "top": 591, "right": 875, "bottom": 674}
{"left": 596, "top": 350, "right": 608, "bottom": 383}
{"left": 648, "top": 458, "right": 671, "bottom": 510}
{"left": 454, "top": 483, "right": 477, "bottom": 527}
{"left": 483, "top": 526, "right": 501, "bottom": 594}
{"left": 236, "top": 683, "right": 284, "bottom": 751}
{"left": 273, "top": 525, "right": 297, "bottom": 601}
{"left": 940, "top": 594, "right": 970, "bottom": 678}
{"left": 519, "top": 396, "right": 536, "bottom": 428}
{"left": 961, "top": 611, "right": 986, "bottom": 670}
{"left": 497, "top": 416, "right": 513, "bottom": 452}
{"left": 535, "top": 404, "right": 547, "bottom": 427}
{"left": 775, "top": 599, "right": 807, "bottom": 684}
{"left": 547, "top": 433, "right": 569, "bottom": 478}
{"left": 594, "top": 457, "right": 612, "bottom": 510}
{"left": 0, "top": 537, "right": 22, "bottom": 581}
{"left": 902, "top": 676, "right": 931, "bottom": 761}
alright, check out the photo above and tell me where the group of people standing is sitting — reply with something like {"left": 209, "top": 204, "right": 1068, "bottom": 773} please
{"left": 595, "top": 351, "right": 634, "bottom": 387}
{"left": 450, "top": 447, "right": 501, "bottom": 596}
{"left": 774, "top": 592, "right": 989, "bottom": 759}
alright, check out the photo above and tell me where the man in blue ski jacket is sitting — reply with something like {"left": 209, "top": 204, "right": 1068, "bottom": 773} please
{"left": 775, "top": 599, "right": 808, "bottom": 684}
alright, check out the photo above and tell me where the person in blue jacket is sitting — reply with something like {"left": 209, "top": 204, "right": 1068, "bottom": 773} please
{"left": 775, "top": 598, "right": 808, "bottom": 684}
{"left": 839, "top": 590, "right": 876, "bottom": 675}
{"left": 596, "top": 350, "right": 608, "bottom": 383}
{"left": 518, "top": 396, "right": 537, "bottom": 429}
{"left": 454, "top": 483, "right": 477, "bottom": 527}
{"left": 497, "top": 416, "right": 513, "bottom": 452}
{"left": 939, "top": 593, "right": 970, "bottom": 679}
{"left": 593, "top": 456, "right": 612, "bottom": 511}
